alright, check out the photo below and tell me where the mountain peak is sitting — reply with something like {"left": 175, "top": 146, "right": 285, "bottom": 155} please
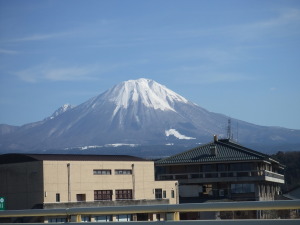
{"left": 48, "top": 104, "right": 74, "bottom": 120}
{"left": 1, "top": 78, "right": 300, "bottom": 154}
{"left": 103, "top": 78, "right": 188, "bottom": 116}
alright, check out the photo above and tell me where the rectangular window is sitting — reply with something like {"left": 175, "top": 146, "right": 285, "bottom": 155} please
{"left": 202, "top": 164, "right": 217, "bottom": 172}
{"left": 217, "top": 164, "right": 227, "bottom": 171}
{"left": 116, "top": 189, "right": 133, "bottom": 200}
{"left": 115, "top": 169, "right": 132, "bottom": 175}
{"left": 94, "top": 190, "right": 113, "bottom": 200}
{"left": 229, "top": 163, "right": 253, "bottom": 171}
{"left": 93, "top": 169, "right": 111, "bottom": 175}
{"left": 231, "top": 184, "right": 255, "bottom": 193}
{"left": 76, "top": 194, "right": 86, "bottom": 202}
{"left": 163, "top": 190, "right": 166, "bottom": 198}
{"left": 56, "top": 193, "right": 60, "bottom": 202}
{"left": 155, "top": 189, "right": 162, "bottom": 199}
{"left": 171, "top": 190, "right": 175, "bottom": 198}
{"left": 95, "top": 215, "right": 112, "bottom": 222}
{"left": 117, "top": 214, "right": 132, "bottom": 221}
{"left": 48, "top": 217, "right": 67, "bottom": 223}
{"left": 81, "top": 216, "right": 90, "bottom": 222}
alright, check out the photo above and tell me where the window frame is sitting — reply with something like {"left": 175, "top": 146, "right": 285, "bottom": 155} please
{"left": 116, "top": 189, "right": 133, "bottom": 200}
{"left": 163, "top": 190, "right": 167, "bottom": 198}
{"left": 94, "top": 215, "right": 112, "bottom": 222}
{"left": 115, "top": 169, "right": 132, "bottom": 175}
{"left": 76, "top": 193, "right": 86, "bottom": 202}
{"left": 93, "top": 169, "right": 112, "bottom": 175}
{"left": 94, "top": 190, "right": 113, "bottom": 201}
{"left": 155, "top": 189, "right": 163, "bottom": 199}
{"left": 231, "top": 183, "right": 255, "bottom": 193}
{"left": 56, "top": 193, "right": 60, "bottom": 202}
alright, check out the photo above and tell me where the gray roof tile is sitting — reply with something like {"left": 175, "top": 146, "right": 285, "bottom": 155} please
{"left": 156, "top": 139, "right": 272, "bottom": 165}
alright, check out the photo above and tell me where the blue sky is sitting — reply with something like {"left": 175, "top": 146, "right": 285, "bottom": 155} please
{"left": 0, "top": 0, "right": 300, "bottom": 129}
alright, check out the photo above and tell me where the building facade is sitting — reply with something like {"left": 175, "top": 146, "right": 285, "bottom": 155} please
{"left": 0, "top": 154, "right": 178, "bottom": 222}
{"left": 155, "top": 136, "right": 284, "bottom": 203}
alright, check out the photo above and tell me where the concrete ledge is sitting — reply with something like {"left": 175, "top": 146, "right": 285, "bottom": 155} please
{"left": 43, "top": 199, "right": 170, "bottom": 209}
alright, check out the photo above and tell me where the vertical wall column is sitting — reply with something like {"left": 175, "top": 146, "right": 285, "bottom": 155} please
{"left": 131, "top": 164, "right": 135, "bottom": 200}
{"left": 166, "top": 212, "right": 180, "bottom": 221}
{"left": 67, "top": 163, "right": 71, "bottom": 202}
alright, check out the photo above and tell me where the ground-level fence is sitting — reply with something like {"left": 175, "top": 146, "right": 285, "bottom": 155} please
{"left": 0, "top": 200, "right": 299, "bottom": 224}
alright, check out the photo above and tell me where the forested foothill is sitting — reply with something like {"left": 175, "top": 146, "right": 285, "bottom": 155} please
{"left": 273, "top": 151, "right": 300, "bottom": 192}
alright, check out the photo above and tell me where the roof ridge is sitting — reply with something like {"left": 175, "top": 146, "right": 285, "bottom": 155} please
{"left": 0, "top": 153, "right": 147, "bottom": 164}
{"left": 156, "top": 141, "right": 215, "bottom": 163}
{"left": 216, "top": 141, "right": 268, "bottom": 159}
{"left": 155, "top": 140, "right": 274, "bottom": 165}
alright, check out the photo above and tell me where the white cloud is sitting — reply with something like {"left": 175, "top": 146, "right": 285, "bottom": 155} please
{"left": 0, "top": 48, "right": 19, "bottom": 55}
{"left": 169, "top": 8, "right": 300, "bottom": 42}
{"left": 44, "top": 67, "right": 98, "bottom": 81}
{"left": 8, "top": 31, "right": 73, "bottom": 43}
{"left": 14, "top": 61, "right": 134, "bottom": 83}
{"left": 164, "top": 63, "right": 254, "bottom": 84}
{"left": 257, "top": 8, "right": 300, "bottom": 28}
{"left": 227, "top": 8, "right": 300, "bottom": 40}
{"left": 185, "top": 71, "right": 253, "bottom": 84}
{"left": 15, "top": 63, "right": 99, "bottom": 83}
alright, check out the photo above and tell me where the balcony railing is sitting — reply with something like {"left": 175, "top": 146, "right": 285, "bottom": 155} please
{"left": 157, "top": 170, "right": 284, "bottom": 183}
{"left": 264, "top": 170, "right": 285, "bottom": 180}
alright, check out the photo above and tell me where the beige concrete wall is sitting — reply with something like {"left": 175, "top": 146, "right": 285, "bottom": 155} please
{"left": 0, "top": 161, "right": 44, "bottom": 210}
{"left": 43, "top": 160, "right": 178, "bottom": 204}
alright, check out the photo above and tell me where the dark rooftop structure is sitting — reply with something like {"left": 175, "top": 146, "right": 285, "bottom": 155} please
{"left": 155, "top": 136, "right": 285, "bottom": 206}
{"left": 0, "top": 153, "right": 147, "bottom": 164}
{"left": 156, "top": 137, "right": 280, "bottom": 165}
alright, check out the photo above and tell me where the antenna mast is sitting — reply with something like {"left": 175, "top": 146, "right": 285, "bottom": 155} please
{"left": 227, "top": 118, "right": 232, "bottom": 140}
{"left": 236, "top": 121, "right": 239, "bottom": 142}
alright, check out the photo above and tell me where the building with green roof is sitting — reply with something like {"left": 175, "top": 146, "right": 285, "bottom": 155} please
{"left": 155, "top": 135, "right": 285, "bottom": 204}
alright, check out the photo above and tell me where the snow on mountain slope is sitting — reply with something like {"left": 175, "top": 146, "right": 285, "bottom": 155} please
{"left": 1, "top": 78, "right": 300, "bottom": 153}
{"left": 47, "top": 104, "right": 74, "bottom": 120}
{"left": 165, "top": 129, "right": 196, "bottom": 140}
{"left": 102, "top": 78, "right": 189, "bottom": 116}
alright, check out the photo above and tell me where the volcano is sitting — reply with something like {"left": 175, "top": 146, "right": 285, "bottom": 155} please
{"left": 1, "top": 78, "right": 300, "bottom": 154}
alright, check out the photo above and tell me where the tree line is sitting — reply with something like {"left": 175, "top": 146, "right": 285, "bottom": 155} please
{"left": 273, "top": 151, "right": 300, "bottom": 192}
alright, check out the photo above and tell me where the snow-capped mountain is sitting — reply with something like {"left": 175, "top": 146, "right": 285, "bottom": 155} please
{"left": 103, "top": 78, "right": 189, "bottom": 115}
{"left": 0, "top": 78, "right": 300, "bottom": 154}
{"left": 47, "top": 104, "right": 74, "bottom": 120}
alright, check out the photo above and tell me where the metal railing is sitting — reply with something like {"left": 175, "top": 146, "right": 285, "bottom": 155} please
{"left": 0, "top": 200, "right": 299, "bottom": 224}
{"left": 157, "top": 170, "right": 284, "bottom": 181}
{"left": 264, "top": 170, "right": 285, "bottom": 180}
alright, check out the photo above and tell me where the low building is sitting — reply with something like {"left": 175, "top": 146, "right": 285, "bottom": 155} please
{"left": 155, "top": 136, "right": 285, "bottom": 219}
{"left": 0, "top": 153, "right": 178, "bottom": 222}
{"left": 276, "top": 186, "right": 300, "bottom": 219}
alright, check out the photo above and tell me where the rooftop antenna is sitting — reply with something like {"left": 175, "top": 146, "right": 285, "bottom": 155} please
{"left": 227, "top": 118, "right": 232, "bottom": 140}
{"left": 236, "top": 121, "right": 239, "bottom": 143}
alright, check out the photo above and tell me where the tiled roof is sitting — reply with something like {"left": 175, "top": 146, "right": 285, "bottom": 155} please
{"left": 155, "top": 139, "right": 273, "bottom": 165}
{"left": 0, "top": 153, "right": 147, "bottom": 164}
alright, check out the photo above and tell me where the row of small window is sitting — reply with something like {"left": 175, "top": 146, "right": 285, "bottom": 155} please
{"left": 155, "top": 188, "right": 175, "bottom": 199}
{"left": 55, "top": 190, "right": 133, "bottom": 202}
{"left": 55, "top": 193, "right": 86, "bottom": 202}
{"left": 55, "top": 189, "right": 174, "bottom": 203}
{"left": 94, "top": 189, "right": 133, "bottom": 200}
{"left": 93, "top": 169, "right": 132, "bottom": 175}
{"left": 94, "top": 189, "right": 175, "bottom": 200}
{"left": 48, "top": 215, "right": 131, "bottom": 223}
